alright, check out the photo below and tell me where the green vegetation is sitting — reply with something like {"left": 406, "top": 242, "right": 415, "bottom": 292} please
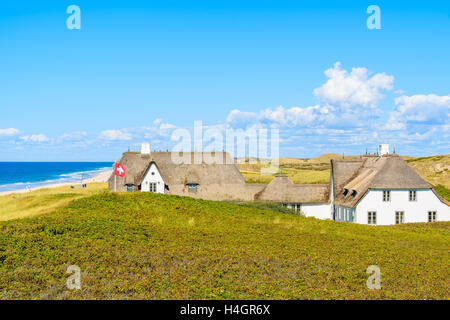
{"left": 0, "top": 192, "right": 448, "bottom": 299}
{"left": 404, "top": 154, "right": 450, "bottom": 190}
{"left": 405, "top": 155, "right": 445, "bottom": 163}
{"left": 240, "top": 161, "right": 331, "bottom": 184}
{"left": 0, "top": 183, "right": 107, "bottom": 221}
{"left": 433, "top": 185, "right": 450, "bottom": 202}
{"left": 233, "top": 201, "right": 303, "bottom": 215}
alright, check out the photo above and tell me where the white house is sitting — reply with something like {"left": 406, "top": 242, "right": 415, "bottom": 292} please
{"left": 141, "top": 162, "right": 166, "bottom": 193}
{"left": 331, "top": 153, "right": 450, "bottom": 225}
{"left": 256, "top": 174, "right": 331, "bottom": 218}
{"left": 110, "top": 143, "right": 449, "bottom": 225}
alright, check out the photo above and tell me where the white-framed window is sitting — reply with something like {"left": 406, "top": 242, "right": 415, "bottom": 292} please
{"left": 428, "top": 211, "right": 437, "bottom": 222}
{"left": 409, "top": 190, "right": 417, "bottom": 201}
{"left": 368, "top": 211, "right": 377, "bottom": 225}
{"left": 149, "top": 182, "right": 157, "bottom": 192}
{"left": 382, "top": 190, "right": 390, "bottom": 202}
{"left": 395, "top": 211, "right": 404, "bottom": 224}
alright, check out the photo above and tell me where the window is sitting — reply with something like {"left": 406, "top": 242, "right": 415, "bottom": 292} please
{"left": 348, "top": 209, "right": 354, "bottom": 222}
{"left": 368, "top": 211, "right": 377, "bottom": 225}
{"left": 382, "top": 190, "right": 390, "bottom": 202}
{"left": 395, "top": 211, "right": 404, "bottom": 224}
{"left": 409, "top": 190, "right": 417, "bottom": 201}
{"left": 149, "top": 182, "right": 157, "bottom": 192}
{"left": 428, "top": 211, "right": 437, "bottom": 222}
{"left": 187, "top": 183, "right": 198, "bottom": 191}
{"left": 283, "top": 204, "right": 301, "bottom": 213}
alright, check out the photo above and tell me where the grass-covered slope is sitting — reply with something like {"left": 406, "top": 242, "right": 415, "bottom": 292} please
{"left": 0, "top": 183, "right": 107, "bottom": 221}
{"left": 0, "top": 192, "right": 448, "bottom": 300}
{"left": 404, "top": 155, "right": 449, "bottom": 187}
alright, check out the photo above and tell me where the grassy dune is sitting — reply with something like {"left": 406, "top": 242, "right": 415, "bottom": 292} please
{"left": 240, "top": 161, "right": 330, "bottom": 184}
{"left": 0, "top": 192, "right": 448, "bottom": 299}
{"left": 404, "top": 155, "right": 450, "bottom": 189}
{"left": 240, "top": 154, "right": 358, "bottom": 184}
{"left": 0, "top": 183, "right": 107, "bottom": 221}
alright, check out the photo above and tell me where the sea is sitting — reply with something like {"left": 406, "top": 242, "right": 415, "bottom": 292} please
{"left": 0, "top": 162, "right": 113, "bottom": 193}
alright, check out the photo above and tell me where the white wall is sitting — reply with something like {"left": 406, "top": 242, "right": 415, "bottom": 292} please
{"left": 302, "top": 203, "right": 332, "bottom": 220}
{"left": 355, "top": 189, "right": 450, "bottom": 225}
{"left": 141, "top": 163, "right": 165, "bottom": 193}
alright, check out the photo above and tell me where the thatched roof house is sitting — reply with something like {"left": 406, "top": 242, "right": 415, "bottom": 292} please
{"left": 332, "top": 154, "right": 442, "bottom": 208}
{"left": 109, "top": 151, "right": 254, "bottom": 199}
{"left": 256, "top": 174, "right": 330, "bottom": 204}
{"left": 109, "top": 144, "right": 449, "bottom": 224}
{"left": 108, "top": 149, "right": 331, "bottom": 204}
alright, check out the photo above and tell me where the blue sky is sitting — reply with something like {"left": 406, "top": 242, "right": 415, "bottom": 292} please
{"left": 0, "top": 0, "right": 449, "bottom": 161}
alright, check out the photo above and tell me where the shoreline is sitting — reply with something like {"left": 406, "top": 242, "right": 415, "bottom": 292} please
{"left": 0, "top": 170, "right": 112, "bottom": 196}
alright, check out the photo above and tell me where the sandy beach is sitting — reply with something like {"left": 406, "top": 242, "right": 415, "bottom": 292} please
{"left": 0, "top": 170, "right": 112, "bottom": 196}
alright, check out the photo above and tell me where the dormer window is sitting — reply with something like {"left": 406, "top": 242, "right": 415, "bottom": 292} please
{"left": 343, "top": 189, "right": 349, "bottom": 196}
{"left": 351, "top": 190, "right": 357, "bottom": 198}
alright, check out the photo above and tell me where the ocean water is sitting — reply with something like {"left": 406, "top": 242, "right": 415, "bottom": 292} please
{"left": 0, "top": 162, "right": 113, "bottom": 193}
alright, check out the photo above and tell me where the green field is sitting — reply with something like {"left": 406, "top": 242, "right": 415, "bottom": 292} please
{"left": 0, "top": 191, "right": 448, "bottom": 299}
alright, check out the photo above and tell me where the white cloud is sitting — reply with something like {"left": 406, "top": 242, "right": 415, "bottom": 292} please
{"left": 20, "top": 134, "right": 50, "bottom": 143}
{"left": 143, "top": 120, "right": 178, "bottom": 139}
{"left": 222, "top": 64, "right": 450, "bottom": 156}
{"left": 227, "top": 105, "right": 336, "bottom": 128}
{"left": 227, "top": 63, "right": 395, "bottom": 129}
{"left": 313, "top": 62, "right": 393, "bottom": 112}
{"left": 59, "top": 131, "right": 88, "bottom": 141}
{"left": 99, "top": 130, "right": 132, "bottom": 141}
{"left": 385, "top": 94, "right": 450, "bottom": 130}
{"left": 159, "top": 123, "right": 177, "bottom": 130}
{"left": 0, "top": 128, "right": 19, "bottom": 137}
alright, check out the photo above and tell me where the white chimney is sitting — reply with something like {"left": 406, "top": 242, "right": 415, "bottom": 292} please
{"left": 379, "top": 144, "right": 389, "bottom": 156}
{"left": 141, "top": 142, "right": 150, "bottom": 154}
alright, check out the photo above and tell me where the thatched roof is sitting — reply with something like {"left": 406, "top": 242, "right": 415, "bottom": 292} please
{"left": 256, "top": 174, "right": 330, "bottom": 203}
{"left": 109, "top": 151, "right": 246, "bottom": 187}
{"left": 333, "top": 154, "right": 431, "bottom": 208}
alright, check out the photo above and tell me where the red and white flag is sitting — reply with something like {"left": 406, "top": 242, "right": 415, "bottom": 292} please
{"left": 114, "top": 163, "right": 125, "bottom": 177}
